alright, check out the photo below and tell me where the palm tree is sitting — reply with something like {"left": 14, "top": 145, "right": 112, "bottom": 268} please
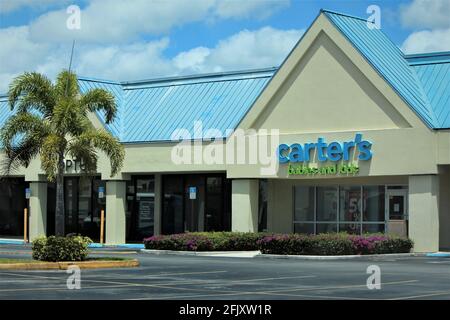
{"left": 0, "top": 70, "right": 125, "bottom": 236}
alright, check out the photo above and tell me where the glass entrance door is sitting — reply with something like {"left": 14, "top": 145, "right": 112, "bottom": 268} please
{"left": 162, "top": 174, "right": 231, "bottom": 234}
{"left": 184, "top": 175, "right": 205, "bottom": 232}
{"left": 126, "top": 176, "right": 155, "bottom": 242}
{"left": 386, "top": 189, "right": 408, "bottom": 237}
{"left": 60, "top": 177, "right": 105, "bottom": 239}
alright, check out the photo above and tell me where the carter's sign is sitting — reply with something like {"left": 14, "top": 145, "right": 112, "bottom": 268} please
{"left": 277, "top": 133, "right": 373, "bottom": 164}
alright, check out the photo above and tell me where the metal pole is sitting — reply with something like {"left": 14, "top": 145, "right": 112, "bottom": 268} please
{"left": 100, "top": 209, "right": 105, "bottom": 244}
{"left": 24, "top": 208, "right": 28, "bottom": 243}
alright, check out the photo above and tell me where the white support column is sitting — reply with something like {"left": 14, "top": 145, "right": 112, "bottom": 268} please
{"left": 232, "top": 179, "right": 259, "bottom": 232}
{"left": 408, "top": 175, "right": 440, "bottom": 252}
{"left": 154, "top": 174, "right": 162, "bottom": 235}
{"left": 29, "top": 181, "right": 47, "bottom": 241}
{"left": 105, "top": 180, "right": 126, "bottom": 244}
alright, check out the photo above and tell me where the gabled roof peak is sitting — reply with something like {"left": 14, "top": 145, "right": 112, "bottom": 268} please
{"left": 320, "top": 9, "right": 369, "bottom": 23}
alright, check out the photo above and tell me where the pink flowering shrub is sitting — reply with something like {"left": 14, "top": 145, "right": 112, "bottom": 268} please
{"left": 144, "top": 232, "right": 413, "bottom": 255}
{"left": 258, "top": 233, "right": 413, "bottom": 255}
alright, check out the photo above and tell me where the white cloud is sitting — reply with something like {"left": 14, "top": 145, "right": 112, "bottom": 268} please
{"left": 400, "top": 0, "right": 450, "bottom": 29}
{"left": 0, "top": 26, "right": 51, "bottom": 74}
{"left": 0, "top": 25, "right": 302, "bottom": 92}
{"left": 28, "top": 0, "right": 290, "bottom": 44}
{"left": 0, "top": 0, "right": 297, "bottom": 92}
{"left": 214, "top": 0, "right": 289, "bottom": 20}
{"left": 399, "top": 0, "right": 450, "bottom": 54}
{"left": 74, "top": 39, "right": 176, "bottom": 80}
{"left": 0, "top": 0, "right": 70, "bottom": 13}
{"left": 30, "top": 0, "right": 215, "bottom": 44}
{"left": 402, "top": 28, "right": 450, "bottom": 53}
{"left": 174, "top": 27, "right": 303, "bottom": 73}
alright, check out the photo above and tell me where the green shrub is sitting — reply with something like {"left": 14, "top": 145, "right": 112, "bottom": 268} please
{"left": 32, "top": 235, "right": 92, "bottom": 262}
{"left": 144, "top": 232, "right": 266, "bottom": 251}
{"left": 258, "top": 233, "right": 413, "bottom": 255}
{"left": 144, "top": 232, "right": 413, "bottom": 255}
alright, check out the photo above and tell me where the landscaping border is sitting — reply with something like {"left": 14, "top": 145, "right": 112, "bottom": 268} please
{"left": 141, "top": 249, "right": 260, "bottom": 258}
{"left": 141, "top": 249, "right": 425, "bottom": 260}
{"left": 0, "top": 259, "right": 139, "bottom": 270}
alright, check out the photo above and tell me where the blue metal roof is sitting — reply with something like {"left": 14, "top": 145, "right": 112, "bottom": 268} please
{"left": 80, "top": 68, "right": 275, "bottom": 142}
{"left": 408, "top": 53, "right": 450, "bottom": 128}
{"left": 322, "top": 10, "right": 438, "bottom": 128}
{"left": 0, "top": 96, "right": 13, "bottom": 132}
{"left": 77, "top": 79, "right": 124, "bottom": 139}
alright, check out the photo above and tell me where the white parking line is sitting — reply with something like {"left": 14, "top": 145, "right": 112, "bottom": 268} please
{"left": 390, "top": 290, "right": 450, "bottom": 300}
{"left": 145, "top": 270, "right": 227, "bottom": 277}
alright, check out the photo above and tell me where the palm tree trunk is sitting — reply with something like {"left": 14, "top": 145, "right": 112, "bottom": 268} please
{"left": 55, "top": 152, "right": 65, "bottom": 236}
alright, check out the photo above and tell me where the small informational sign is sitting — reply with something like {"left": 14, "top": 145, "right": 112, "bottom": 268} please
{"left": 394, "top": 203, "right": 400, "bottom": 213}
{"left": 189, "top": 187, "right": 197, "bottom": 200}
{"left": 98, "top": 186, "right": 105, "bottom": 199}
{"left": 25, "top": 188, "right": 31, "bottom": 199}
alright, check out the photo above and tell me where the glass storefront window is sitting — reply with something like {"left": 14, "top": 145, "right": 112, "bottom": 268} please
{"left": 316, "top": 223, "right": 337, "bottom": 234}
{"left": 339, "top": 223, "right": 360, "bottom": 234}
{"left": 294, "top": 186, "right": 314, "bottom": 222}
{"left": 339, "top": 186, "right": 361, "bottom": 223}
{"left": 363, "top": 186, "right": 385, "bottom": 222}
{"left": 362, "top": 224, "right": 385, "bottom": 233}
{"left": 293, "top": 185, "right": 397, "bottom": 235}
{"left": 0, "top": 178, "right": 27, "bottom": 237}
{"left": 294, "top": 223, "right": 314, "bottom": 234}
{"left": 316, "top": 187, "right": 337, "bottom": 222}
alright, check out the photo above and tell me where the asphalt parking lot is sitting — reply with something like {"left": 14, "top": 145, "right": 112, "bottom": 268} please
{"left": 1, "top": 245, "right": 450, "bottom": 300}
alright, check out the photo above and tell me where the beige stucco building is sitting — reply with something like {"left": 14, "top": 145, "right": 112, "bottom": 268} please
{"left": 1, "top": 10, "right": 449, "bottom": 252}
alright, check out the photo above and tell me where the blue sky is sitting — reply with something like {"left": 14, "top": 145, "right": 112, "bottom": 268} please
{"left": 0, "top": 0, "right": 449, "bottom": 92}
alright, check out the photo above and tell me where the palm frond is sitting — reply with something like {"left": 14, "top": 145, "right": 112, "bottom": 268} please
{"left": 66, "top": 139, "right": 98, "bottom": 175}
{"left": 76, "top": 129, "right": 124, "bottom": 177}
{"left": 51, "top": 99, "right": 81, "bottom": 135}
{"left": 54, "top": 70, "right": 80, "bottom": 99}
{"left": 0, "top": 113, "right": 50, "bottom": 151}
{"left": 0, "top": 134, "right": 43, "bottom": 176}
{"left": 80, "top": 88, "right": 117, "bottom": 124}
{"left": 40, "top": 134, "right": 65, "bottom": 181}
{"left": 8, "top": 72, "right": 55, "bottom": 116}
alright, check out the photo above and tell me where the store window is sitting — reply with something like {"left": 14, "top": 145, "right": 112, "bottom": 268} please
{"left": 0, "top": 178, "right": 28, "bottom": 238}
{"left": 339, "top": 186, "right": 361, "bottom": 234}
{"left": 293, "top": 186, "right": 314, "bottom": 234}
{"left": 293, "top": 185, "right": 395, "bottom": 235}
{"left": 316, "top": 187, "right": 338, "bottom": 233}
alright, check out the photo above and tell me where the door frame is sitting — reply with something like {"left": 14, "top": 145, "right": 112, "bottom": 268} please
{"left": 385, "top": 188, "right": 408, "bottom": 235}
{"left": 126, "top": 175, "right": 155, "bottom": 242}
{"left": 385, "top": 189, "right": 408, "bottom": 220}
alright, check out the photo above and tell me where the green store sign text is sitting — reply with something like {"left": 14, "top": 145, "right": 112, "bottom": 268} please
{"left": 288, "top": 163, "right": 359, "bottom": 176}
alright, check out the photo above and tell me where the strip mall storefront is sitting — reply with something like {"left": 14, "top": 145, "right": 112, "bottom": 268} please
{"left": 1, "top": 10, "right": 449, "bottom": 252}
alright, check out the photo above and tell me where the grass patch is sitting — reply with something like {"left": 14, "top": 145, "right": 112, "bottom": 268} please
{"left": 0, "top": 258, "right": 44, "bottom": 264}
{"left": 85, "top": 257, "right": 133, "bottom": 261}
{"left": 0, "top": 257, "right": 132, "bottom": 264}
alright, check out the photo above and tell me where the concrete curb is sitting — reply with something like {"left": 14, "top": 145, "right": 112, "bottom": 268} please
{"left": 141, "top": 249, "right": 260, "bottom": 258}
{"left": 141, "top": 249, "right": 426, "bottom": 260}
{"left": 0, "top": 259, "right": 140, "bottom": 270}
{"left": 255, "top": 253, "right": 425, "bottom": 260}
